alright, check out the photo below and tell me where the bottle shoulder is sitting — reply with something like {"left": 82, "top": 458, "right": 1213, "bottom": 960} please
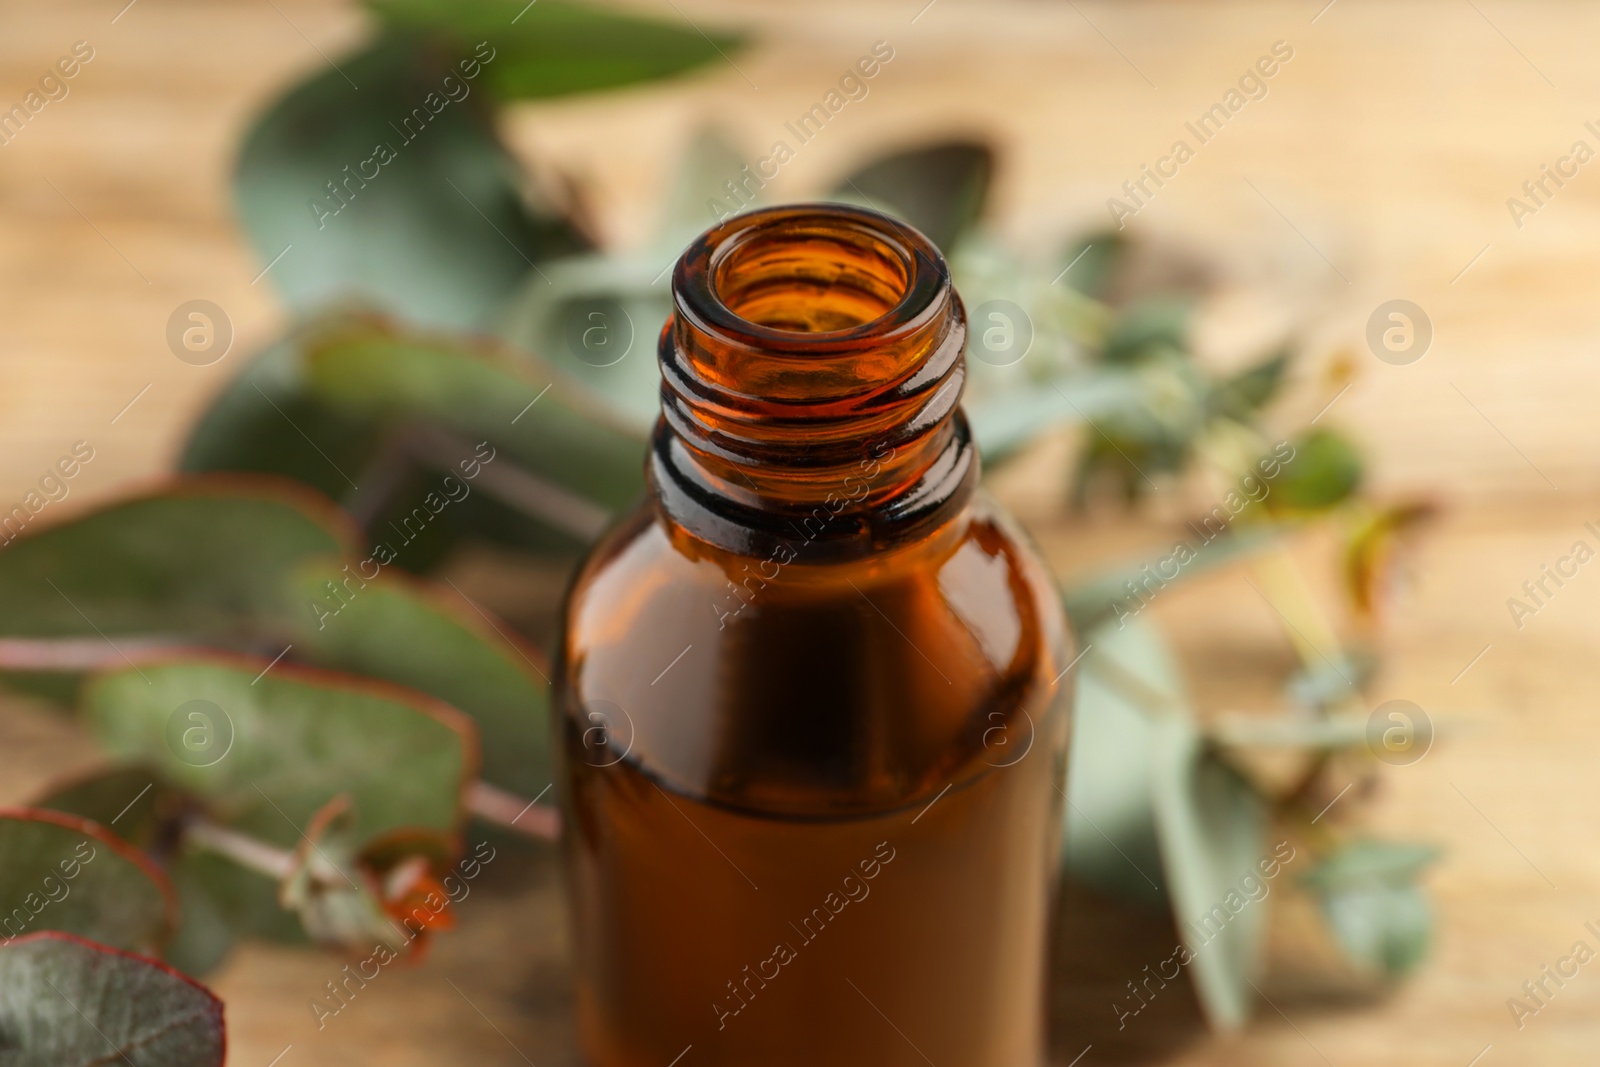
{"left": 557, "top": 494, "right": 1070, "bottom": 818}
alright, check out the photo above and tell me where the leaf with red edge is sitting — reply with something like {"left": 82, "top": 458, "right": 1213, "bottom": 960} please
{"left": 290, "top": 561, "right": 555, "bottom": 796}
{"left": 0, "top": 932, "right": 224, "bottom": 1067}
{"left": 302, "top": 317, "right": 647, "bottom": 518}
{"left": 31, "top": 764, "right": 186, "bottom": 852}
{"left": 82, "top": 656, "right": 477, "bottom": 852}
{"left": 0, "top": 477, "right": 354, "bottom": 658}
{"left": 0, "top": 809, "right": 176, "bottom": 956}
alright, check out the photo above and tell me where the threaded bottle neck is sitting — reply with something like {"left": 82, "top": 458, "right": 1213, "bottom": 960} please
{"left": 650, "top": 204, "right": 977, "bottom": 560}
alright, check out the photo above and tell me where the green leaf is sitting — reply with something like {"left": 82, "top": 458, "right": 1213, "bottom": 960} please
{"left": 1068, "top": 353, "right": 1212, "bottom": 504}
{"left": 1062, "top": 620, "right": 1178, "bottom": 905}
{"left": 0, "top": 933, "right": 224, "bottom": 1067}
{"left": 31, "top": 769, "right": 280, "bottom": 976}
{"left": 161, "top": 853, "right": 245, "bottom": 978}
{"left": 1269, "top": 429, "right": 1363, "bottom": 513}
{"left": 1054, "top": 231, "right": 1126, "bottom": 299}
{"left": 164, "top": 845, "right": 307, "bottom": 977}
{"left": 83, "top": 658, "right": 475, "bottom": 851}
{"left": 182, "top": 317, "right": 645, "bottom": 555}
{"left": 30, "top": 765, "right": 182, "bottom": 853}
{"left": 1104, "top": 297, "right": 1193, "bottom": 363}
{"left": 1150, "top": 714, "right": 1270, "bottom": 1030}
{"left": 178, "top": 334, "right": 382, "bottom": 508}
{"left": 303, "top": 318, "right": 648, "bottom": 518}
{"left": 1303, "top": 839, "right": 1440, "bottom": 977}
{"left": 1065, "top": 613, "right": 1278, "bottom": 1027}
{"left": 234, "top": 34, "right": 586, "bottom": 331}
{"left": 1302, "top": 838, "right": 1440, "bottom": 889}
{"left": 1208, "top": 349, "right": 1290, "bottom": 422}
{"left": 965, "top": 369, "right": 1145, "bottom": 464}
{"left": 367, "top": 0, "right": 743, "bottom": 101}
{"left": 0, "top": 480, "right": 351, "bottom": 642}
{"left": 0, "top": 810, "right": 175, "bottom": 955}
{"left": 290, "top": 562, "right": 554, "bottom": 796}
{"left": 828, "top": 142, "right": 993, "bottom": 252}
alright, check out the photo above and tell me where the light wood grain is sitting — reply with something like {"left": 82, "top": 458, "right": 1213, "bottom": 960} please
{"left": 0, "top": 1, "right": 1595, "bottom": 1064}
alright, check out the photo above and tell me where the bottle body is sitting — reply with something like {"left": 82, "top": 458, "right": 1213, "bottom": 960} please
{"left": 554, "top": 205, "right": 1072, "bottom": 1066}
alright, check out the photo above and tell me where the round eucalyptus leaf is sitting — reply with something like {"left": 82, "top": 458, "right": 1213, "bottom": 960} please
{"left": 0, "top": 933, "right": 224, "bottom": 1067}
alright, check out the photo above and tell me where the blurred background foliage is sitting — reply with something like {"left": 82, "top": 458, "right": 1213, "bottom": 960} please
{"left": 0, "top": 2, "right": 1437, "bottom": 1059}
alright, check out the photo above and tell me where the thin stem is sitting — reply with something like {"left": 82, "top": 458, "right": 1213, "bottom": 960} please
{"left": 1250, "top": 547, "right": 1366, "bottom": 718}
{"left": 0, "top": 637, "right": 183, "bottom": 671}
{"left": 467, "top": 780, "right": 561, "bottom": 841}
{"left": 185, "top": 817, "right": 296, "bottom": 880}
{"left": 412, "top": 426, "right": 610, "bottom": 541}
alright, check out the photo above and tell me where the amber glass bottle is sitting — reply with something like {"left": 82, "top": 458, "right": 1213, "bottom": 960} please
{"left": 555, "top": 204, "right": 1072, "bottom": 1067}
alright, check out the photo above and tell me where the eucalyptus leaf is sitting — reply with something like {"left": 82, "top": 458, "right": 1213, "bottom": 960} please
{"left": 1302, "top": 838, "right": 1440, "bottom": 888}
{"left": 165, "top": 845, "right": 308, "bottom": 978}
{"left": 966, "top": 368, "right": 1146, "bottom": 464}
{"left": 83, "top": 658, "right": 474, "bottom": 851}
{"left": 1054, "top": 231, "right": 1126, "bottom": 299}
{"left": 30, "top": 765, "right": 178, "bottom": 852}
{"left": 161, "top": 854, "right": 245, "bottom": 978}
{"left": 1062, "top": 619, "right": 1177, "bottom": 905}
{"left": 1321, "top": 883, "right": 1433, "bottom": 978}
{"left": 234, "top": 33, "right": 585, "bottom": 330}
{"left": 290, "top": 561, "right": 555, "bottom": 797}
{"left": 1103, "top": 297, "right": 1193, "bottom": 363}
{"left": 1070, "top": 352, "right": 1212, "bottom": 503}
{"left": 178, "top": 333, "right": 382, "bottom": 508}
{"left": 1303, "top": 839, "right": 1441, "bottom": 977}
{"left": 180, "top": 325, "right": 602, "bottom": 557}
{"left": 1268, "top": 429, "right": 1364, "bottom": 513}
{"left": 367, "top": 0, "right": 742, "bottom": 101}
{"left": 0, "top": 480, "right": 351, "bottom": 643}
{"left": 1342, "top": 500, "right": 1437, "bottom": 619}
{"left": 36, "top": 768, "right": 305, "bottom": 975}
{"left": 0, "top": 810, "right": 174, "bottom": 955}
{"left": 1150, "top": 713, "right": 1271, "bottom": 1030}
{"left": 302, "top": 318, "right": 648, "bottom": 518}
{"left": 0, "top": 933, "right": 224, "bottom": 1067}
{"left": 1208, "top": 349, "right": 1290, "bottom": 422}
{"left": 828, "top": 142, "right": 993, "bottom": 252}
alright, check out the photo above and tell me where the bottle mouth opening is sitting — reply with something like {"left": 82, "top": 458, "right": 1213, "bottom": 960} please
{"left": 675, "top": 204, "right": 946, "bottom": 351}
{"left": 655, "top": 204, "right": 976, "bottom": 558}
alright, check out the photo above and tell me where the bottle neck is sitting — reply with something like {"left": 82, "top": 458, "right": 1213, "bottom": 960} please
{"left": 648, "top": 204, "right": 979, "bottom": 562}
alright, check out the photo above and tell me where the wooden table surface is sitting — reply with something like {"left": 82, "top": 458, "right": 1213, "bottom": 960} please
{"left": 3, "top": 1, "right": 1598, "bottom": 1063}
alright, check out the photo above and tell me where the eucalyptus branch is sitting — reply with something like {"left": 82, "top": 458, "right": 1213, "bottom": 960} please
{"left": 1248, "top": 547, "right": 1367, "bottom": 719}
{"left": 410, "top": 425, "right": 611, "bottom": 541}
{"left": 0, "top": 637, "right": 185, "bottom": 671}
{"left": 184, "top": 817, "right": 296, "bottom": 881}
{"left": 467, "top": 780, "right": 561, "bottom": 841}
